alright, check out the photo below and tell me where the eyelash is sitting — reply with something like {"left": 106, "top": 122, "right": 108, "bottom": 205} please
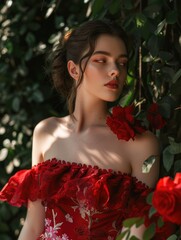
{"left": 94, "top": 59, "right": 127, "bottom": 67}
{"left": 94, "top": 59, "right": 106, "bottom": 63}
{"left": 118, "top": 62, "right": 127, "bottom": 67}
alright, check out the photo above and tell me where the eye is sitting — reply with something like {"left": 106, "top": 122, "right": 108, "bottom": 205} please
{"left": 118, "top": 61, "right": 127, "bottom": 67}
{"left": 94, "top": 59, "right": 106, "bottom": 63}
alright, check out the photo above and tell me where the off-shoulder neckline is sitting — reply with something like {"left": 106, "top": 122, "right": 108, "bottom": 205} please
{"left": 36, "top": 158, "right": 151, "bottom": 189}
{"left": 46, "top": 158, "right": 129, "bottom": 174}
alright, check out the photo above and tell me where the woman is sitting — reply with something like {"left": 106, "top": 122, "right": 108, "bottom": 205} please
{"left": 0, "top": 19, "right": 174, "bottom": 239}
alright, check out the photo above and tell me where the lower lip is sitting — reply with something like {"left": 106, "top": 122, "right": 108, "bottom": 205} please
{"left": 105, "top": 84, "right": 119, "bottom": 89}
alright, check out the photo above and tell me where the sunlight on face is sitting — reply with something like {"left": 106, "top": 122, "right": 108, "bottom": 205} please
{"left": 78, "top": 34, "right": 128, "bottom": 102}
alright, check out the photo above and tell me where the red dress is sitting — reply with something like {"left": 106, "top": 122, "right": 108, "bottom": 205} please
{"left": 0, "top": 158, "right": 174, "bottom": 239}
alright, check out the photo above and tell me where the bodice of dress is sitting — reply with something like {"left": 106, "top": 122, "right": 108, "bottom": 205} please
{"left": 0, "top": 158, "right": 175, "bottom": 240}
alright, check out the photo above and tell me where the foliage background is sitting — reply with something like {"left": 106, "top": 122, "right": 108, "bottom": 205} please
{"left": 0, "top": 0, "right": 180, "bottom": 239}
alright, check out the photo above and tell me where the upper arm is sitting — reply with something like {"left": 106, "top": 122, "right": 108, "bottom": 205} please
{"left": 31, "top": 118, "right": 54, "bottom": 166}
{"left": 18, "top": 119, "right": 52, "bottom": 238}
{"left": 18, "top": 200, "right": 45, "bottom": 239}
{"left": 31, "top": 121, "right": 45, "bottom": 166}
{"left": 121, "top": 131, "right": 160, "bottom": 238}
{"left": 129, "top": 131, "right": 160, "bottom": 188}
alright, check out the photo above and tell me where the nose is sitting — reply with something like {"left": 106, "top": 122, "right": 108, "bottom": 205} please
{"left": 108, "top": 64, "right": 120, "bottom": 78}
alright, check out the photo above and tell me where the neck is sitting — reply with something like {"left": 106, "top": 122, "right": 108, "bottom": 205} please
{"left": 72, "top": 95, "right": 108, "bottom": 133}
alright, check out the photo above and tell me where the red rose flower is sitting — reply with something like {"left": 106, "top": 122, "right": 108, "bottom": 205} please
{"left": 106, "top": 105, "right": 146, "bottom": 141}
{"left": 152, "top": 173, "right": 181, "bottom": 225}
{"left": 147, "top": 103, "right": 166, "bottom": 129}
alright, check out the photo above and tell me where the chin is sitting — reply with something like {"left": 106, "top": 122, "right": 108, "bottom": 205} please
{"left": 106, "top": 98, "right": 119, "bottom": 103}
{"left": 108, "top": 94, "right": 121, "bottom": 102}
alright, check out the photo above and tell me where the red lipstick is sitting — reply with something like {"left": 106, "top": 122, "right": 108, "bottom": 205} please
{"left": 104, "top": 80, "right": 119, "bottom": 89}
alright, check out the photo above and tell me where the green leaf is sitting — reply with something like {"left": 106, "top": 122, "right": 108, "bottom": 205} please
{"left": 135, "top": 13, "right": 147, "bottom": 28}
{"left": 123, "top": 217, "right": 143, "bottom": 228}
{"left": 155, "top": 19, "right": 166, "bottom": 35}
{"left": 149, "top": 206, "right": 157, "bottom": 218}
{"left": 146, "top": 192, "right": 153, "bottom": 205}
{"left": 144, "top": 3, "right": 162, "bottom": 19}
{"left": 158, "top": 101, "right": 171, "bottom": 118}
{"left": 174, "top": 160, "right": 181, "bottom": 175}
{"left": 163, "top": 146, "right": 174, "bottom": 172}
{"left": 166, "top": 10, "right": 178, "bottom": 24}
{"left": 158, "top": 51, "right": 173, "bottom": 61}
{"left": 167, "top": 234, "right": 178, "bottom": 240}
{"left": 158, "top": 96, "right": 176, "bottom": 119}
{"left": 148, "top": 0, "right": 163, "bottom": 7}
{"left": 116, "top": 229, "right": 129, "bottom": 240}
{"left": 28, "top": 22, "right": 41, "bottom": 31}
{"left": 130, "top": 236, "right": 139, "bottom": 240}
{"left": 135, "top": 217, "right": 144, "bottom": 228}
{"left": 32, "top": 90, "right": 44, "bottom": 103}
{"left": 172, "top": 68, "right": 181, "bottom": 84}
{"left": 147, "top": 35, "right": 159, "bottom": 56}
{"left": 162, "top": 66, "right": 175, "bottom": 81}
{"left": 143, "top": 223, "right": 156, "bottom": 240}
{"left": 20, "top": 24, "right": 27, "bottom": 35}
{"left": 109, "top": 0, "right": 120, "bottom": 14}
{"left": 170, "top": 77, "right": 181, "bottom": 95}
{"left": 142, "top": 55, "right": 154, "bottom": 62}
{"left": 168, "top": 139, "right": 181, "bottom": 155}
{"left": 24, "top": 49, "right": 33, "bottom": 61}
{"left": 0, "top": 234, "right": 12, "bottom": 240}
{"left": 45, "top": 4, "right": 56, "bottom": 18}
{"left": 5, "top": 41, "right": 13, "bottom": 54}
{"left": 0, "top": 204, "right": 12, "bottom": 220}
{"left": 157, "top": 217, "right": 164, "bottom": 228}
{"left": 18, "top": 65, "right": 28, "bottom": 76}
{"left": 0, "top": 148, "right": 8, "bottom": 162}
{"left": 12, "top": 97, "right": 20, "bottom": 112}
{"left": 142, "top": 155, "right": 156, "bottom": 173}
{"left": 25, "top": 32, "right": 36, "bottom": 46}
{"left": 9, "top": 205, "right": 19, "bottom": 215}
{"left": 123, "top": 0, "right": 134, "bottom": 10}
{"left": 91, "top": 0, "right": 105, "bottom": 16}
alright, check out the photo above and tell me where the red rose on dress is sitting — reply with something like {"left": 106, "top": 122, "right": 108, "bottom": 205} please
{"left": 106, "top": 105, "right": 146, "bottom": 141}
{"left": 152, "top": 173, "right": 181, "bottom": 225}
{"left": 147, "top": 103, "right": 166, "bottom": 129}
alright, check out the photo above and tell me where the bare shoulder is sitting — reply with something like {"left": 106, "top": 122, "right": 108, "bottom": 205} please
{"left": 134, "top": 130, "right": 160, "bottom": 152}
{"left": 33, "top": 117, "right": 59, "bottom": 136}
{"left": 33, "top": 115, "right": 70, "bottom": 138}
{"left": 126, "top": 131, "right": 160, "bottom": 188}
{"left": 32, "top": 116, "right": 67, "bottom": 166}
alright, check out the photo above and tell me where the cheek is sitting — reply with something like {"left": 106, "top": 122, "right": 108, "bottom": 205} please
{"left": 84, "top": 65, "right": 106, "bottom": 80}
{"left": 87, "top": 62, "right": 107, "bottom": 73}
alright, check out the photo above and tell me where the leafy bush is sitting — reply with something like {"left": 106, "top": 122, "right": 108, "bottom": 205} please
{"left": 0, "top": 0, "right": 180, "bottom": 238}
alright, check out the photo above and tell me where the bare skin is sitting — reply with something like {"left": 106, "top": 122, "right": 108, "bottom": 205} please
{"left": 18, "top": 35, "right": 160, "bottom": 240}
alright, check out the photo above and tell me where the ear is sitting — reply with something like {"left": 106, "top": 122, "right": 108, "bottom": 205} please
{"left": 67, "top": 60, "right": 80, "bottom": 81}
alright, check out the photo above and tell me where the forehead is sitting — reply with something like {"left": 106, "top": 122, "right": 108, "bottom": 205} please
{"left": 94, "top": 34, "right": 127, "bottom": 55}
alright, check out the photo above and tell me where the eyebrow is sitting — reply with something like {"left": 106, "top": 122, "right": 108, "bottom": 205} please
{"left": 92, "top": 50, "right": 128, "bottom": 58}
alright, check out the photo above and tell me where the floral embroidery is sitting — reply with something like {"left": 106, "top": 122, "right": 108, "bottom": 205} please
{"left": 40, "top": 209, "right": 64, "bottom": 240}
{"left": 44, "top": 226, "right": 59, "bottom": 239}
{"left": 108, "top": 237, "right": 114, "bottom": 240}
{"left": 65, "top": 213, "right": 73, "bottom": 223}
{"left": 60, "top": 234, "right": 70, "bottom": 240}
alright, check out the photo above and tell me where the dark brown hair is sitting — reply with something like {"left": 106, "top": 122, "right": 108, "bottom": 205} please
{"left": 50, "top": 19, "right": 128, "bottom": 114}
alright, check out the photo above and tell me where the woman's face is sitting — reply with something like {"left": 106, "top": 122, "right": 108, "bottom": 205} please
{"left": 78, "top": 34, "right": 128, "bottom": 102}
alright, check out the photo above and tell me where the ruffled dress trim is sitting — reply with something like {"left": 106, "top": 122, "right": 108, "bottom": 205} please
{"left": 0, "top": 158, "right": 150, "bottom": 208}
{"left": 0, "top": 158, "right": 175, "bottom": 239}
